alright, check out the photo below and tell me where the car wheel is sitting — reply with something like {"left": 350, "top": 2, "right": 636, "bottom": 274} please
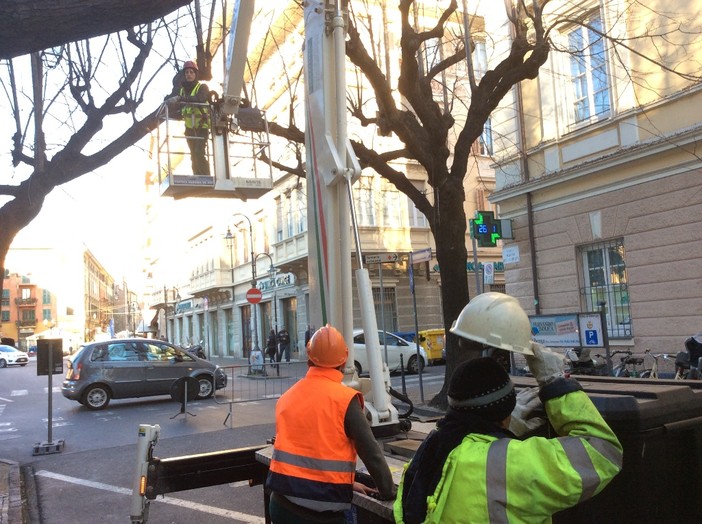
{"left": 354, "top": 361, "right": 362, "bottom": 376}
{"left": 20, "top": 363, "right": 27, "bottom": 367}
{"left": 196, "top": 376, "right": 214, "bottom": 399}
{"left": 407, "top": 355, "right": 425, "bottom": 374}
{"left": 82, "top": 384, "right": 111, "bottom": 410}
{"left": 0, "top": 359, "right": 7, "bottom": 368}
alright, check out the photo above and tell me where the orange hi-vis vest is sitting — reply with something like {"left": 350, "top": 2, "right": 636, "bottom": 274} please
{"left": 266, "top": 366, "right": 363, "bottom": 508}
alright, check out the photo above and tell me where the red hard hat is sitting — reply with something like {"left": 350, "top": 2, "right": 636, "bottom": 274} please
{"left": 182, "top": 60, "right": 199, "bottom": 73}
{"left": 307, "top": 325, "right": 348, "bottom": 368}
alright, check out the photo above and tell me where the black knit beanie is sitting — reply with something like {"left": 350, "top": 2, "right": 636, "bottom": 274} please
{"left": 448, "top": 357, "right": 516, "bottom": 422}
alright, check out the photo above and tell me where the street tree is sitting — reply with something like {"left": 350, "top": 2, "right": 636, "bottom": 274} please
{"left": 0, "top": 3, "right": 225, "bottom": 315}
{"left": 246, "top": 0, "right": 702, "bottom": 408}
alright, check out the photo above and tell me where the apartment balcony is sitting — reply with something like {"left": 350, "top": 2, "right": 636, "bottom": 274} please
{"left": 15, "top": 297, "right": 38, "bottom": 307}
{"left": 16, "top": 319, "right": 37, "bottom": 327}
{"left": 189, "top": 268, "right": 235, "bottom": 296}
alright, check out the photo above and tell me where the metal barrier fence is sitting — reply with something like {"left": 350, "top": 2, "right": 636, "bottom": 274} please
{"left": 213, "top": 361, "right": 307, "bottom": 426}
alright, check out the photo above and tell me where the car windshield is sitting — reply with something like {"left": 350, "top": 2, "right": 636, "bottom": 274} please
{"left": 0, "top": 345, "right": 19, "bottom": 353}
{"left": 383, "top": 333, "right": 406, "bottom": 346}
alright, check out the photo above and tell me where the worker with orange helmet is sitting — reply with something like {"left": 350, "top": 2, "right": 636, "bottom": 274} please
{"left": 166, "top": 60, "right": 211, "bottom": 176}
{"left": 266, "top": 324, "right": 396, "bottom": 523}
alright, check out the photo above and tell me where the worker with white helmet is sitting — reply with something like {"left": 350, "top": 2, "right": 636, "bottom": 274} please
{"left": 394, "top": 293, "right": 623, "bottom": 523}
{"left": 266, "top": 324, "right": 395, "bottom": 523}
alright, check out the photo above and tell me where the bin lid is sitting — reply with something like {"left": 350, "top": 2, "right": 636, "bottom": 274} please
{"left": 513, "top": 377, "right": 702, "bottom": 433}
{"left": 418, "top": 328, "right": 445, "bottom": 336}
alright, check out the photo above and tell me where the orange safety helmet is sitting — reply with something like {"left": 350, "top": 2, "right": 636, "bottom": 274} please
{"left": 307, "top": 324, "right": 348, "bottom": 368}
{"left": 182, "top": 60, "right": 199, "bottom": 73}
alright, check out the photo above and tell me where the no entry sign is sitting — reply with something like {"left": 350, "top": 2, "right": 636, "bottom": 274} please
{"left": 246, "top": 287, "right": 263, "bottom": 304}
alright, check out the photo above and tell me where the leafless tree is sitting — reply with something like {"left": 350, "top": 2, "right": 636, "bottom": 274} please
{"left": 0, "top": 3, "right": 225, "bottom": 312}
{"left": 248, "top": 0, "right": 702, "bottom": 407}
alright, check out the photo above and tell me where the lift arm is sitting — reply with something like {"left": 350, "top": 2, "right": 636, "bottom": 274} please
{"left": 220, "top": 0, "right": 256, "bottom": 122}
{"left": 129, "top": 423, "right": 267, "bottom": 523}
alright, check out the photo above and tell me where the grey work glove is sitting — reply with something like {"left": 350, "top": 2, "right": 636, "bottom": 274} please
{"left": 526, "top": 342, "right": 565, "bottom": 386}
{"left": 165, "top": 96, "right": 181, "bottom": 104}
{"left": 508, "top": 387, "right": 547, "bottom": 436}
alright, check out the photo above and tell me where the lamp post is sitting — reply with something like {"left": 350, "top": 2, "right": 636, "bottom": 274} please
{"left": 232, "top": 213, "right": 259, "bottom": 351}
{"left": 163, "top": 286, "right": 169, "bottom": 341}
{"left": 173, "top": 288, "right": 181, "bottom": 345}
{"left": 255, "top": 252, "right": 278, "bottom": 334}
{"left": 225, "top": 228, "right": 236, "bottom": 354}
{"left": 225, "top": 227, "right": 236, "bottom": 301}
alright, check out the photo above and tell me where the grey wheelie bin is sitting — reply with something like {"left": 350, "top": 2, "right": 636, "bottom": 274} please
{"left": 544, "top": 378, "right": 702, "bottom": 523}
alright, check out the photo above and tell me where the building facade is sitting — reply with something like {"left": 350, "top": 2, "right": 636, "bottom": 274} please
{"left": 2, "top": 246, "right": 118, "bottom": 351}
{"left": 1, "top": 270, "right": 56, "bottom": 350}
{"left": 490, "top": 0, "right": 702, "bottom": 353}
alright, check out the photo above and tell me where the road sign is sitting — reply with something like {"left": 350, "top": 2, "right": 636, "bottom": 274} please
{"left": 410, "top": 248, "right": 432, "bottom": 265}
{"left": 246, "top": 288, "right": 263, "bottom": 304}
{"left": 364, "top": 253, "right": 398, "bottom": 264}
{"left": 483, "top": 262, "right": 495, "bottom": 284}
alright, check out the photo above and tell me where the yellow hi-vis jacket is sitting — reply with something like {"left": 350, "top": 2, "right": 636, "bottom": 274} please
{"left": 394, "top": 388, "right": 623, "bottom": 524}
{"left": 179, "top": 83, "right": 209, "bottom": 130}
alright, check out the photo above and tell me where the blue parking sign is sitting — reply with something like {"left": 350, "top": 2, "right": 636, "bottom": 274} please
{"left": 585, "top": 330, "right": 599, "bottom": 346}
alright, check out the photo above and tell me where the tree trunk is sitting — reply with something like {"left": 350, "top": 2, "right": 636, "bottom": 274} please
{"left": 428, "top": 175, "right": 484, "bottom": 410}
{"left": 0, "top": 0, "right": 191, "bottom": 59}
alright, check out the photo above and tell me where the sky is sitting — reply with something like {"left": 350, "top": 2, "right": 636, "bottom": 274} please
{"left": 10, "top": 144, "right": 149, "bottom": 284}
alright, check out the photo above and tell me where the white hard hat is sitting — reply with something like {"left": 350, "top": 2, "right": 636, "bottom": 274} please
{"left": 450, "top": 292, "right": 534, "bottom": 355}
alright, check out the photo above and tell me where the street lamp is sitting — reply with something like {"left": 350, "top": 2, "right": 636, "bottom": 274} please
{"left": 255, "top": 252, "right": 278, "bottom": 334}
{"left": 224, "top": 228, "right": 236, "bottom": 355}
{"left": 231, "top": 213, "right": 259, "bottom": 351}
{"left": 225, "top": 227, "right": 236, "bottom": 302}
{"left": 163, "top": 286, "right": 169, "bottom": 341}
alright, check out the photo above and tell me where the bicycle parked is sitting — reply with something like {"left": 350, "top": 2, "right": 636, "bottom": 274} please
{"left": 609, "top": 350, "right": 646, "bottom": 378}
{"left": 639, "top": 348, "right": 677, "bottom": 379}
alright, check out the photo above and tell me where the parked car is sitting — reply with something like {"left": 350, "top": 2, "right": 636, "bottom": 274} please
{"left": 61, "top": 338, "right": 227, "bottom": 410}
{"left": 0, "top": 344, "right": 29, "bottom": 368}
{"left": 352, "top": 329, "right": 426, "bottom": 375}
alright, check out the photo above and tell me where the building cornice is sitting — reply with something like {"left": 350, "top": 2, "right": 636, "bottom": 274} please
{"left": 491, "top": 122, "right": 702, "bottom": 210}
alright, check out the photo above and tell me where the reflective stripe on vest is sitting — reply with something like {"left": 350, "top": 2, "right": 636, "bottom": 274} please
{"left": 179, "top": 83, "right": 209, "bottom": 129}
{"left": 397, "top": 389, "right": 623, "bottom": 523}
{"left": 271, "top": 448, "right": 356, "bottom": 475}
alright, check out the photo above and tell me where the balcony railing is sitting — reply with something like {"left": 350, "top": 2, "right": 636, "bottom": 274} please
{"left": 17, "top": 319, "right": 37, "bottom": 327}
{"left": 15, "top": 297, "right": 38, "bottom": 306}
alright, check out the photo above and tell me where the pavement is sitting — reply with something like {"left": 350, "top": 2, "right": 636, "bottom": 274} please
{"left": 0, "top": 459, "right": 24, "bottom": 524}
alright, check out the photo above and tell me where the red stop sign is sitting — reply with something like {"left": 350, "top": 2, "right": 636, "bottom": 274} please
{"left": 246, "top": 287, "right": 263, "bottom": 304}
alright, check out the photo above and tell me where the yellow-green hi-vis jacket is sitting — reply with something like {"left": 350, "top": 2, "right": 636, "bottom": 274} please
{"left": 394, "top": 387, "right": 623, "bottom": 524}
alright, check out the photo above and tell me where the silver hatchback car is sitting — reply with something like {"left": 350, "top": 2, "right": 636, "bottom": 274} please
{"left": 61, "top": 338, "right": 226, "bottom": 410}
